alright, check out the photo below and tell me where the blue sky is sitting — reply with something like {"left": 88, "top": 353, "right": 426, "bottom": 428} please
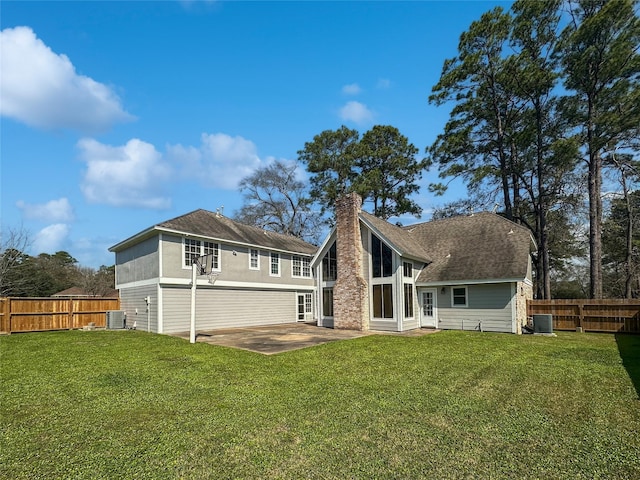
{"left": 1, "top": 1, "right": 510, "bottom": 268}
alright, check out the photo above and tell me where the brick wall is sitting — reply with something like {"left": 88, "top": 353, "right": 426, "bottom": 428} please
{"left": 333, "top": 193, "right": 370, "bottom": 331}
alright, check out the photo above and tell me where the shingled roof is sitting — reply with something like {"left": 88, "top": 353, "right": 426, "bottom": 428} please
{"left": 111, "top": 209, "right": 317, "bottom": 255}
{"left": 359, "top": 211, "right": 431, "bottom": 263}
{"left": 406, "top": 212, "right": 535, "bottom": 284}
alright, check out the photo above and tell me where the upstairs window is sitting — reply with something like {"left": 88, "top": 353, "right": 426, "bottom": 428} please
{"left": 292, "top": 256, "right": 311, "bottom": 278}
{"left": 322, "top": 242, "right": 337, "bottom": 281}
{"left": 249, "top": 249, "right": 259, "bottom": 270}
{"left": 184, "top": 239, "right": 200, "bottom": 267}
{"left": 184, "top": 239, "right": 220, "bottom": 270}
{"left": 203, "top": 241, "right": 220, "bottom": 270}
{"left": 372, "top": 234, "right": 393, "bottom": 278}
{"left": 403, "top": 261, "right": 413, "bottom": 278}
{"left": 270, "top": 252, "right": 280, "bottom": 276}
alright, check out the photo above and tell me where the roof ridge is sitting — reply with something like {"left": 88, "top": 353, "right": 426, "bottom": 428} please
{"left": 156, "top": 208, "right": 207, "bottom": 228}
{"left": 406, "top": 211, "right": 531, "bottom": 234}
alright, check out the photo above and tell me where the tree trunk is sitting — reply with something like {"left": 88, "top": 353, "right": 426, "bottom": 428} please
{"left": 588, "top": 152, "right": 603, "bottom": 299}
{"left": 534, "top": 100, "right": 551, "bottom": 299}
{"left": 623, "top": 176, "right": 633, "bottom": 299}
{"left": 587, "top": 93, "right": 603, "bottom": 299}
{"left": 534, "top": 205, "right": 544, "bottom": 299}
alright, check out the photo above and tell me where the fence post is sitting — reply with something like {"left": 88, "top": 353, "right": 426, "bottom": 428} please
{"left": 67, "top": 298, "right": 73, "bottom": 330}
{"left": 576, "top": 302, "right": 584, "bottom": 333}
{"left": 0, "top": 298, "right": 10, "bottom": 334}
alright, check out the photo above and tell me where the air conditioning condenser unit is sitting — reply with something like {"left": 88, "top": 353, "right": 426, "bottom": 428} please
{"left": 106, "top": 310, "right": 126, "bottom": 329}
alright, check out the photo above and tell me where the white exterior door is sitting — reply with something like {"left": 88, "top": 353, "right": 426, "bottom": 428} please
{"left": 420, "top": 289, "right": 438, "bottom": 328}
{"left": 297, "top": 293, "right": 313, "bottom": 322}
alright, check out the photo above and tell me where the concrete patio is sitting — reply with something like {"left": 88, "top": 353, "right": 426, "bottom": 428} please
{"left": 173, "top": 323, "right": 439, "bottom": 355}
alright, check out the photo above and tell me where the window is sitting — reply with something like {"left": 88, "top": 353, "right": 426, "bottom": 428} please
{"left": 184, "top": 239, "right": 219, "bottom": 270}
{"left": 372, "top": 234, "right": 393, "bottom": 278}
{"left": 403, "top": 261, "right": 413, "bottom": 278}
{"left": 249, "top": 249, "right": 259, "bottom": 270}
{"left": 292, "top": 256, "right": 312, "bottom": 278}
{"left": 404, "top": 284, "right": 414, "bottom": 318}
{"left": 203, "top": 241, "right": 220, "bottom": 270}
{"left": 452, "top": 286, "right": 468, "bottom": 307}
{"left": 270, "top": 252, "right": 280, "bottom": 276}
{"left": 323, "top": 288, "right": 334, "bottom": 317}
{"left": 372, "top": 284, "right": 394, "bottom": 318}
{"left": 322, "top": 242, "right": 337, "bottom": 281}
{"left": 302, "top": 258, "right": 311, "bottom": 278}
{"left": 305, "top": 293, "right": 313, "bottom": 314}
{"left": 184, "top": 239, "right": 200, "bottom": 267}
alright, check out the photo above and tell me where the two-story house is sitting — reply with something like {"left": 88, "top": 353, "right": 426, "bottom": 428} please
{"left": 108, "top": 209, "right": 317, "bottom": 334}
{"left": 110, "top": 194, "right": 535, "bottom": 335}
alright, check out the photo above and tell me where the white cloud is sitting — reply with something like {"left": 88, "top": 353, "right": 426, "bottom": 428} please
{"left": 170, "top": 133, "right": 263, "bottom": 190}
{"left": 78, "top": 138, "right": 172, "bottom": 209}
{"left": 339, "top": 101, "right": 374, "bottom": 125}
{"left": 0, "top": 26, "right": 133, "bottom": 133}
{"left": 16, "top": 198, "right": 74, "bottom": 223}
{"left": 342, "top": 83, "right": 362, "bottom": 95}
{"left": 33, "top": 224, "right": 69, "bottom": 253}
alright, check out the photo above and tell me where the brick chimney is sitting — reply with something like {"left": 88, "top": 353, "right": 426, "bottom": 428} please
{"left": 333, "top": 192, "right": 370, "bottom": 331}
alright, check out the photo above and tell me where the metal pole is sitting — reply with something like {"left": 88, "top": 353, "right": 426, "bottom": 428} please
{"left": 190, "top": 262, "right": 197, "bottom": 344}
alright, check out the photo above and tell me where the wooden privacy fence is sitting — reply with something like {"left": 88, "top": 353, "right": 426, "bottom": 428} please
{"left": 0, "top": 297, "right": 120, "bottom": 334}
{"left": 527, "top": 299, "right": 640, "bottom": 333}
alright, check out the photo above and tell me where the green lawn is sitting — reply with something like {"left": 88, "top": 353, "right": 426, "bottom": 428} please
{"left": 1, "top": 330, "right": 639, "bottom": 479}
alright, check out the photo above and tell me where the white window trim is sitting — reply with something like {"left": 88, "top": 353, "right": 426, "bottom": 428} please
{"left": 292, "top": 255, "right": 312, "bottom": 278}
{"left": 183, "top": 238, "right": 221, "bottom": 272}
{"left": 203, "top": 241, "right": 221, "bottom": 272}
{"left": 249, "top": 248, "right": 260, "bottom": 270}
{"left": 270, "top": 252, "right": 281, "bottom": 277}
{"left": 183, "top": 238, "right": 200, "bottom": 269}
{"left": 404, "top": 283, "right": 414, "bottom": 319}
{"left": 451, "top": 286, "right": 468, "bottom": 308}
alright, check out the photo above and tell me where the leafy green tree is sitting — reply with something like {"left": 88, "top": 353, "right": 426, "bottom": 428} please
{"left": 356, "top": 126, "right": 425, "bottom": 219}
{"left": 235, "top": 160, "right": 323, "bottom": 244}
{"left": 507, "top": 0, "right": 581, "bottom": 298}
{"left": 428, "top": 2, "right": 582, "bottom": 298}
{"left": 557, "top": 0, "right": 640, "bottom": 298}
{"left": 34, "top": 251, "right": 79, "bottom": 296}
{"left": 603, "top": 172, "right": 640, "bottom": 298}
{"left": 428, "top": 7, "right": 520, "bottom": 220}
{"left": 297, "top": 126, "right": 360, "bottom": 218}
{"left": 298, "top": 125, "right": 426, "bottom": 220}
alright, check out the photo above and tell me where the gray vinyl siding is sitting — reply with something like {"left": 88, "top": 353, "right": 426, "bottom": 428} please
{"left": 115, "top": 236, "right": 159, "bottom": 286}
{"left": 160, "top": 233, "right": 314, "bottom": 287}
{"left": 161, "top": 286, "right": 301, "bottom": 334}
{"left": 402, "top": 313, "right": 419, "bottom": 331}
{"left": 437, "top": 283, "right": 514, "bottom": 333}
{"left": 369, "top": 319, "right": 398, "bottom": 332}
{"left": 119, "top": 284, "right": 158, "bottom": 332}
